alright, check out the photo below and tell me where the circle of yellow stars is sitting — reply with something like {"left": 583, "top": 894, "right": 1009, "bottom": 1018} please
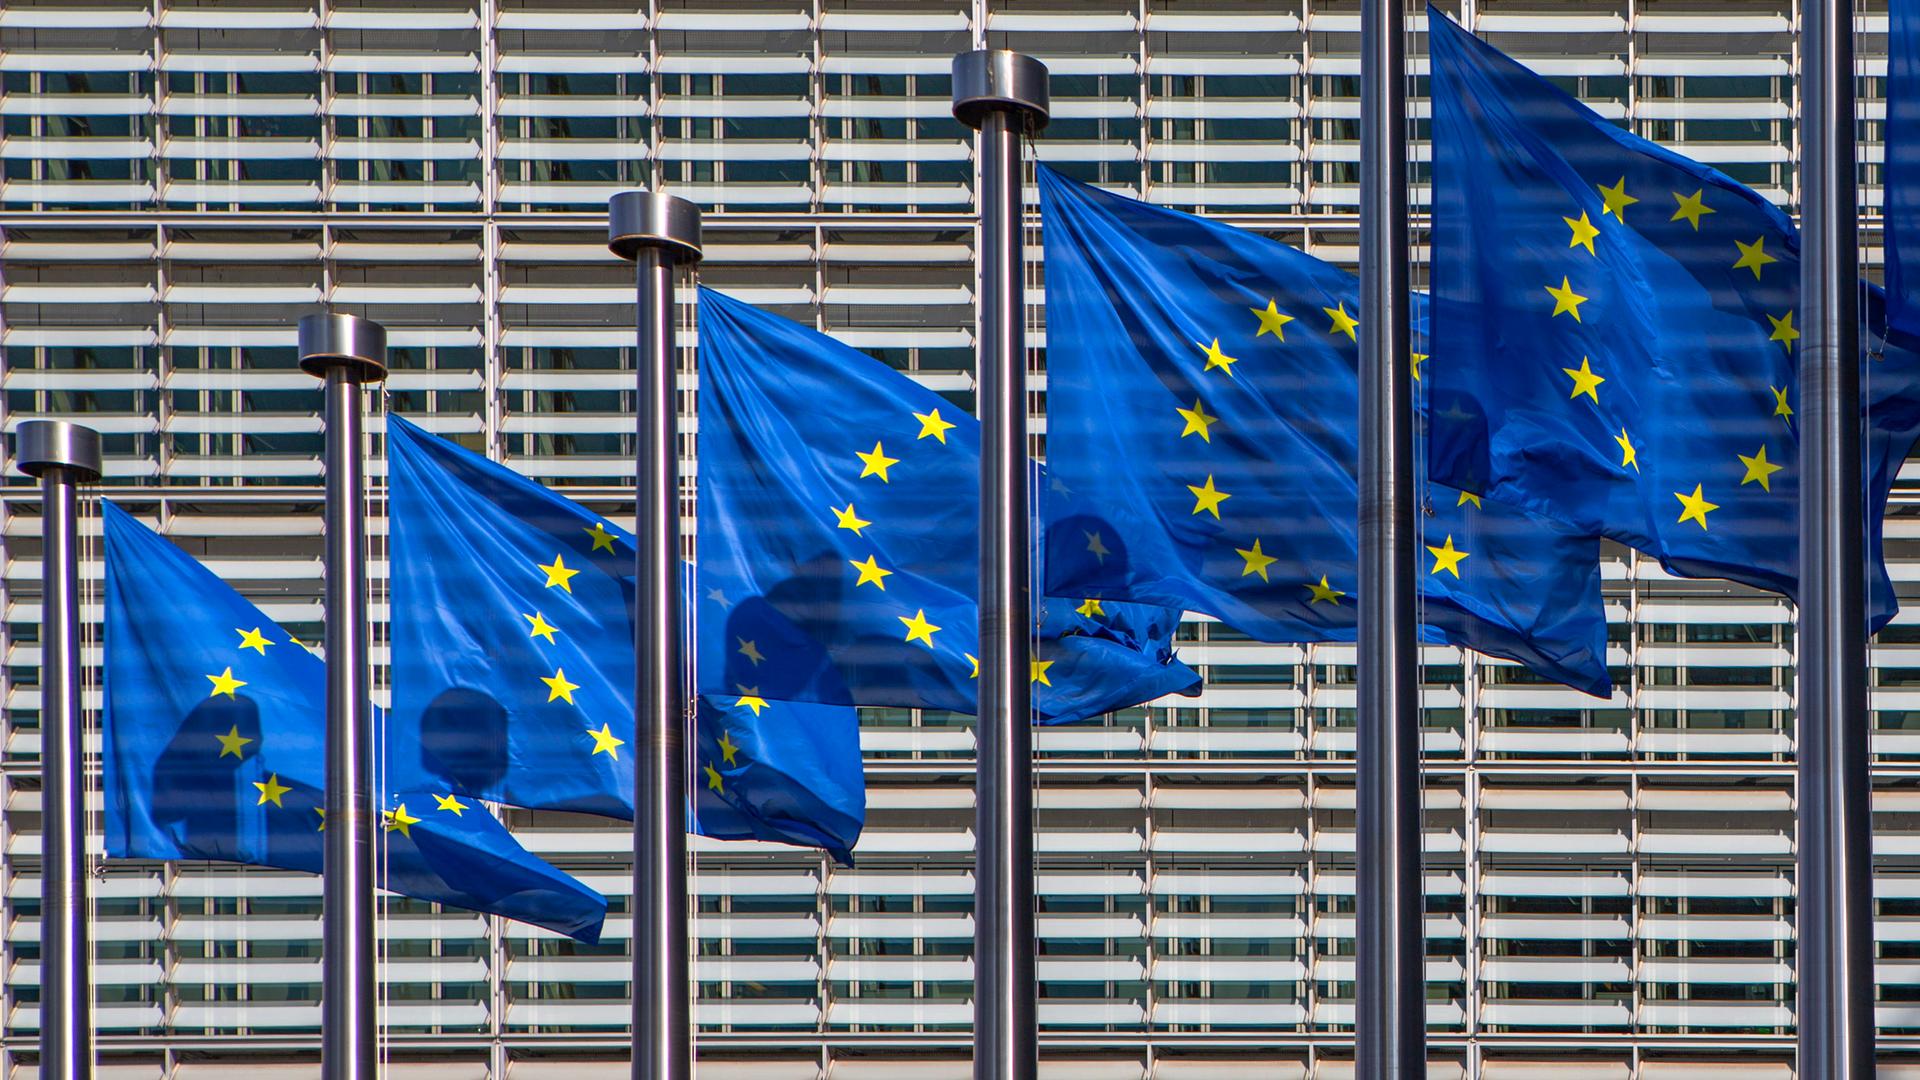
{"left": 1531, "top": 173, "right": 1799, "bottom": 539}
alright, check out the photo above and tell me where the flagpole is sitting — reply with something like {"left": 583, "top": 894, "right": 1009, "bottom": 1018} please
{"left": 16, "top": 419, "right": 102, "bottom": 1080}
{"left": 298, "top": 312, "right": 388, "bottom": 1080}
{"left": 952, "top": 50, "right": 1049, "bottom": 1080}
{"left": 1356, "top": 0, "right": 1425, "bottom": 1075}
{"left": 1797, "top": 0, "right": 1874, "bottom": 1071}
{"left": 608, "top": 190, "right": 703, "bottom": 1080}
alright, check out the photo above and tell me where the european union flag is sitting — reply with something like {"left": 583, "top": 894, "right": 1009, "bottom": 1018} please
{"left": 100, "top": 501, "right": 607, "bottom": 942}
{"left": 386, "top": 414, "right": 865, "bottom": 862}
{"left": 1427, "top": 8, "right": 1920, "bottom": 624}
{"left": 695, "top": 286, "right": 1203, "bottom": 720}
{"left": 1037, "top": 165, "right": 1611, "bottom": 696}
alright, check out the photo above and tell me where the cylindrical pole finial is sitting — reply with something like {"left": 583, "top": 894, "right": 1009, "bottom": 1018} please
{"left": 13, "top": 419, "right": 103, "bottom": 482}
{"left": 609, "top": 190, "right": 704, "bottom": 265}
{"left": 951, "top": 50, "right": 1050, "bottom": 132}
{"left": 298, "top": 312, "right": 388, "bottom": 383}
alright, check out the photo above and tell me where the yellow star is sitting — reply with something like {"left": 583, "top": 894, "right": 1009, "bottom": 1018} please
{"left": 856, "top": 441, "right": 899, "bottom": 481}
{"left": 1426, "top": 535, "right": 1470, "bottom": 578}
{"left": 704, "top": 763, "right": 726, "bottom": 793}
{"left": 385, "top": 803, "right": 421, "bottom": 838}
{"left": 1076, "top": 598, "right": 1105, "bottom": 618}
{"left": 966, "top": 653, "right": 980, "bottom": 678}
{"left": 235, "top": 627, "right": 273, "bottom": 655}
{"left": 1236, "top": 538, "right": 1278, "bottom": 581}
{"left": 1732, "top": 236, "right": 1777, "bottom": 280}
{"left": 1197, "top": 337, "right": 1239, "bottom": 377}
{"left": 1251, "top": 299, "right": 1295, "bottom": 340}
{"left": 1457, "top": 491, "right": 1482, "bottom": 508}
{"left": 1188, "top": 474, "right": 1231, "bottom": 519}
{"left": 523, "top": 611, "right": 558, "bottom": 644}
{"left": 1545, "top": 277, "right": 1589, "bottom": 322}
{"left": 541, "top": 668, "right": 581, "bottom": 704}
{"left": 215, "top": 724, "right": 253, "bottom": 759}
{"left": 717, "top": 731, "right": 740, "bottom": 766}
{"left": 1670, "top": 188, "right": 1715, "bottom": 230}
{"left": 435, "top": 793, "right": 468, "bottom": 816}
{"left": 899, "top": 609, "right": 941, "bottom": 647}
{"left": 206, "top": 667, "right": 247, "bottom": 699}
{"left": 832, "top": 502, "right": 872, "bottom": 536}
{"left": 1176, "top": 398, "right": 1219, "bottom": 442}
{"left": 1770, "top": 385, "right": 1794, "bottom": 420}
{"left": 585, "top": 521, "right": 617, "bottom": 553}
{"left": 313, "top": 808, "right": 326, "bottom": 831}
{"left": 589, "top": 722, "right": 625, "bottom": 758}
{"left": 1615, "top": 428, "right": 1640, "bottom": 472}
{"left": 1597, "top": 176, "right": 1638, "bottom": 221}
{"left": 1738, "top": 445, "right": 1784, "bottom": 492}
{"left": 1307, "top": 575, "right": 1346, "bottom": 605}
{"left": 1030, "top": 659, "right": 1055, "bottom": 686}
{"left": 849, "top": 554, "right": 894, "bottom": 590}
{"left": 1085, "top": 531, "right": 1110, "bottom": 562}
{"left": 538, "top": 554, "right": 579, "bottom": 593}
{"left": 1768, "top": 310, "right": 1799, "bottom": 351}
{"left": 1411, "top": 352, "right": 1426, "bottom": 382}
{"left": 1674, "top": 484, "right": 1719, "bottom": 529}
{"left": 1324, "top": 301, "right": 1359, "bottom": 340}
{"left": 1563, "top": 356, "right": 1605, "bottom": 402}
{"left": 734, "top": 686, "right": 769, "bottom": 716}
{"left": 1564, "top": 210, "right": 1601, "bottom": 256}
{"left": 913, "top": 408, "right": 957, "bottom": 444}
{"left": 737, "top": 638, "right": 765, "bottom": 665}
{"left": 253, "top": 773, "right": 291, "bottom": 808}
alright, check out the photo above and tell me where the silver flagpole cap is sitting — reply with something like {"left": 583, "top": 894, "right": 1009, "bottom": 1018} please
{"left": 608, "top": 190, "right": 704, "bottom": 264}
{"left": 13, "top": 419, "right": 102, "bottom": 482}
{"left": 951, "top": 50, "right": 1051, "bottom": 131}
{"left": 298, "top": 311, "right": 388, "bottom": 383}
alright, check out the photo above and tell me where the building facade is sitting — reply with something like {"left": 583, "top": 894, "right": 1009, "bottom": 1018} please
{"left": 1, "top": 0, "right": 1917, "bottom": 1076}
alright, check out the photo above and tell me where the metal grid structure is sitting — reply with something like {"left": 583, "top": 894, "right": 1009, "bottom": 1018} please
{"left": 3, "top": 0, "right": 1920, "bottom": 1076}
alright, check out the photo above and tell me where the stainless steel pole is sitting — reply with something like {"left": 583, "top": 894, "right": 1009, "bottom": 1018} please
{"left": 608, "top": 190, "right": 703, "bottom": 1080}
{"left": 15, "top": 420, "right": 102, "bottom": 1080}
{"left": 1797, "top": 0, "right": 1874, "bottom": 1073}
{"left": 952, "top": 50, "right": 1049, "bottom": 1080}
{"left": 298, "top": 312, "right": 388, "bottom": 1080}
{"left": 1356, "top": 0, "right": 1424, "bottom": 1076}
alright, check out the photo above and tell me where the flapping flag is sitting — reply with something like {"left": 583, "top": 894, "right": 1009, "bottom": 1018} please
{"left": 100, "top": 500, "right": 607, "bottom": 942}
{"left": 1426, "top": 7, "right": 1920, "bottom": 625}
{"left": 695, "top": 286, "right": 1202, "bottom": 720}
{"left": 386, "top": 414, "right": 865, "bottom": 862}
{"left": 1037, "top": 164, "right": 1611, "bottom": 696}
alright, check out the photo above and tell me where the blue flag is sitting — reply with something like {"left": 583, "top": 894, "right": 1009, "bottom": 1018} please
{"left": 1427, "top": 8, "right": 1920, "bottom": 626}
{"left": 695, "top": 286, "right": 1203, "bottom": 720}
{"left": 1036, "top": 164, "right": 1611, "bottom": 696}
{"left": 386, "top": 414, "right": 865, "bottom": 862}
{"left": 1888, "top": 0, "right": 1920, "bottom": 342}
{"left": 100, "top": 501, "right": 607, "bottom": 942}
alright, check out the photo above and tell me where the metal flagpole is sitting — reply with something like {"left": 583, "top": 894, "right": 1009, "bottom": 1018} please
{"left": 608, "top": 190, "right": 703, "bottom": 1080}
{"left": 1356, "top": 0, "right": 1425, "bottom": 1075}
{"left": 951, "top": 49, "right": 1049, "bottom": 1080}
{"left": 15, "top": 419, "right": 102, "bottom": 1080}
{"left": 298, "top": 312, "right": 388, "bottom": 1080}
{"left": 1797, "top": 0, "right": 1874, "bottom": 1072}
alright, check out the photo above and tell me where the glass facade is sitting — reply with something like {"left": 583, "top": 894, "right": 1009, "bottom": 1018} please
{"left": 0, "top": 0, "right": 1917, "bottom": 1075}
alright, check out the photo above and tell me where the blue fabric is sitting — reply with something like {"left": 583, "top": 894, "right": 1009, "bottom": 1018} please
{"left": 1890, "top": 0, "right": 1920, "bottom": 342}
{"left": 1427, "top": 8, "right": 1920, "bottom": 627}
{"left": 100, "top": 500, "right": 607, "bottom": 943}
{"left": 1037, "top": 165, "right": 1611, "bottom": 696}
{"left": 386, "top": 414, "right": 866, "bottom": 863}
{"left": 694, "top": 286, "right": 1203, "bottom": 721}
